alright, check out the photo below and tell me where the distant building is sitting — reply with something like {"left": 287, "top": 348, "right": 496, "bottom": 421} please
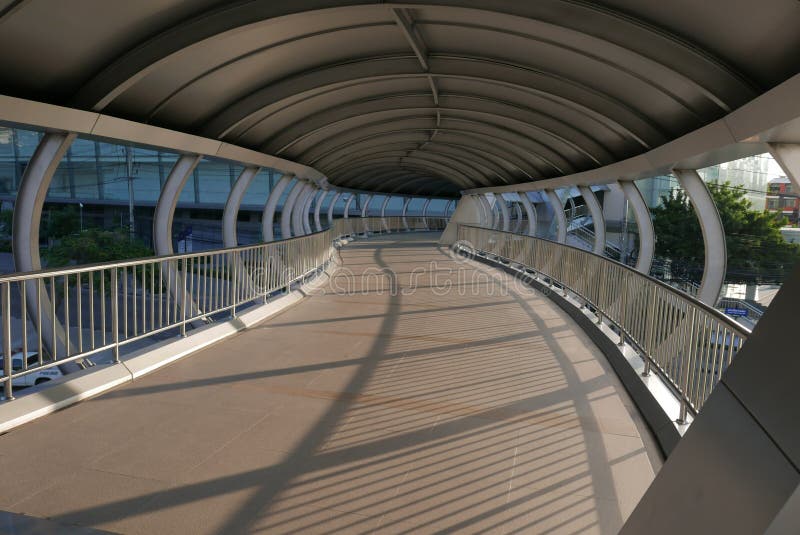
{"left": 698, "top": 154, "right": 769, "bottom": 210}
{"left": 766, "top": 176, "right": 799, "bottom": 225}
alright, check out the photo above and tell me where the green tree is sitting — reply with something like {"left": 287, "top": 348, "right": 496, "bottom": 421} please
{"left": 651, "top": 182, "right": 800, "bottom": 284}
{"left": 44, "top": 227, "right": 152, "bottom": 268}
{"left": 44, "top": 205, "right": 81, "bottom": 239}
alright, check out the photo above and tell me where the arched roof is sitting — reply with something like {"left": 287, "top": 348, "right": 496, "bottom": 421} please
{"left": 0, "top": 1, "right": 798, "bottom": 196}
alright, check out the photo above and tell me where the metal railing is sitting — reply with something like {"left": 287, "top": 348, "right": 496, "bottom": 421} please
{"left": 456, "top": 225, "right": 750, "bottom": 419}
{"left": 0, "top": 216, "right": 447, "bottom": 400}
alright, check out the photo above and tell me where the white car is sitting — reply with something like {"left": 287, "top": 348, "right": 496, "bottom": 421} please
{"left": 0, "top": 352, "right": 63, "bottom": 388}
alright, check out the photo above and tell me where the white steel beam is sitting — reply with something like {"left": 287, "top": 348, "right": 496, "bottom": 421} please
{"left": 361, "top": 194, "right": 374, "bottom": 217}
{"left": 768, "top": 143, "right": 800, "bottom": 192}
{"left": 618, "top": 180, "right": 655, "bottom": 275}
{"left": 545, "top": 189, "right": 567, "bottom": 243}
{"left": 222, "top": 166, "right": 260, "bottom": 247}
{"left": 12, "top": 132, "right": 77, "bottom": 361}
{"left": 153, "top": 155, "right": 202, "bottom": 255}
{"left": 302, "top": 186, "right": 317, "bottom": 235}
{"left": 291, "top": 183, "right": 313, "bottom": 237}
{"left": 343, "top": 194, "right": 355, "bottom": 219}
{"left": 314, "top": 190, "right": 330, "bottom": 232}
{"left": 674, "top": 169, "right": 727, "bottom": 305}
{"left": 496, "top": 195, "right": 511, "bottom": 231}
{"left": 280, "top": 180, "right": 305, "bottom": 239}
{"left": 578, "top": 185, "right": 606, "bottom": 255}
{"left": 327, "top": 192, "right": 342, "bottom": 224}
{"left": 421, "top": 198, "right": 432, "bottom": 229}
{"left": 518, "top": 192, "right": 538, "bottom": 237}
{"left": 261, "top": 174, "right": 292, "bottom": 242}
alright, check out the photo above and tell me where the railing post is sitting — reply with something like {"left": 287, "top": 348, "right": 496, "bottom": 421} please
{"left": 2, "top": 283, "right": 14, "bottom": 400}
{"left": 231, "top": 252, "right": 238, "bottom": 319}
{"left": 181, "top": 260, "right": 188, "bottom": 337}
{"left": 677, "top": 306, "right": 696, "bottom": 424}
{"left": 110, "top": 267, "right": 120, "bottom": 364}
{"left": 618, "top": 273, "right": 627, "bottom": 346}
{"left": 643, "top": 285, "right": 655, "bottom": 376}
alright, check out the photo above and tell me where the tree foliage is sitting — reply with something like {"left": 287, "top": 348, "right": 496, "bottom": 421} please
{"left": 44, "top": 227, "right": 152, "bottom": 268}
{"left": 651, "top": 182, "right": 800, "bottom": 284}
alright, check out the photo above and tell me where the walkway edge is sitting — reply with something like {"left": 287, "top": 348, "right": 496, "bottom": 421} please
{"left": 0, "top": 259, "right": 336, "bottom": 435}
{"left": 465, "top": 251, "right": 683, "bottom": 457}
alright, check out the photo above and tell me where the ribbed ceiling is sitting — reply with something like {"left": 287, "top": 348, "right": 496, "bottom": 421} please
{"left": 0, "top": 1, "right": 798, "bottom": 196}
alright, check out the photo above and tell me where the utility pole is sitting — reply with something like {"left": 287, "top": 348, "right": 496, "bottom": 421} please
{"left": 125, "top": 146, "right": 135, "bottom": 241}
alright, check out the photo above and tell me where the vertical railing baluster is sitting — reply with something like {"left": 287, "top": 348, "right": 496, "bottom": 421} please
{"left": 111, "top": 268, "right": 120, "bottom": 364}
{"left": 2, "top": 282, "right": 14, "bottom": 400}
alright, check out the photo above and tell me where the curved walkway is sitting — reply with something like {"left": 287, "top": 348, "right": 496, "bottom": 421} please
{"left": 0, "top": 233, "right": 659, "bottom": 534}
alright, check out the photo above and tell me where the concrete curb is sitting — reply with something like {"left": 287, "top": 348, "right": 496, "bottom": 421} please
{"left": 0, "top": 256, "right": 337, "bottom": 434}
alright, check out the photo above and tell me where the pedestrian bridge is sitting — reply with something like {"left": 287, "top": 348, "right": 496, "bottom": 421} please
{"left": 0, "top": 232, "right": 660, "bottom": 534}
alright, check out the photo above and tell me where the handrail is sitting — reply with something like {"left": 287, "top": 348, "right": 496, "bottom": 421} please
{"left": 0, "top": 216, "right": 447, "bottom": 400}
{"left": 456, "top": 224, "right": 749, "bottom": 418}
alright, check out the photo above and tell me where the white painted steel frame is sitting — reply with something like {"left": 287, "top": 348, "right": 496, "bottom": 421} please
{"left": 619, "top": 180, "right": 655, "bottom": 274}
{"left": 545, "top": 189, "right": 567, "bottom": 243}
{"left": 262, "top": 175, "right": 292, "bottom": 242}
{"left": 674, "top": 169, "right": 727, "bottom": 306}
{"left": 578, "top": 185, "right": 606, "bottom": 255}
{"left": 223, "top": 166, "right": 260, "bottom": 247}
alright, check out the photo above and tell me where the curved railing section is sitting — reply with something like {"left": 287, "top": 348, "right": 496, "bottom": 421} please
{"left": 456, "top": 225, "right": 749, "bottom": 418}
{"left": 0, "top": 216, "right": 446, "bottom": 401}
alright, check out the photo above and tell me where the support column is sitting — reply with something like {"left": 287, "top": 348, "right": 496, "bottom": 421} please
{"left": 153, "top": 155, "right": 202, "bottom": 255}
{"left": 343, "top": 194, "right": 355, "bottom": 218}
{"left": 512, "top": 202, "right": 523, "bottom": 234}
{"left": 380, "top": 195, "right": 392, "bottom": 218}
{"left": 327, "top": 192, "right": 342, "bottom": 224}
{"left": 519, "top": 193, "right": 538, "bottom": 237}
{"left": 314, "top": 190, "right": 330, "bottom": 232}
{"left": 361, "top": 194, "right": 374, "bottom": 217}
{"left": 421, "top": 198, "right": 432, "bottom": 229}
{"left": 674, "top": 169, "right": 727, "bottom": 305}
{"left": 578, "top": 185, "right": 606, "bottom": 255}
{"left": 545, "top": 189, "right": 567, "bottom": 243}
{"left": 401, "top": 197, "right": 411, "bottom": 230}
{"left": 768, "top": 143, "right": 800, "bottom": 191}
{"left": 222, "top": 166, "right": 260, "bottom": 247}
{"left": 380, "top": 195, "right": 392, "bottom": 233}
{"left": 153, "top": 154, "right": 203, "bottom": 322}
{"left": 280, "top": 180, "right": 304, "bottom": 240}
{"left": 477, "top": 194, "right": 493, "bottom": 229}
{"left": 619, "top": 180, "right": 655, "bottom": 275}
{"left": 473, "top": 195, "right": 488, "bottom": 227}
{"left": 12, "top": 132, "right": 77, "bottom": 360}
{"left": 298, "top": 184, "right": 319, "bottom": 235}
{"left": 496, "top": 194, "right": 510, "bottom": 231}
{"left": 262, "top": 174, "right": 292, "bottom": 242}
{"left": 305, "top": 187, "right": 318, "bottom": 234}
{"left": 291, "top": 183, "right": 313, "bottom": 237}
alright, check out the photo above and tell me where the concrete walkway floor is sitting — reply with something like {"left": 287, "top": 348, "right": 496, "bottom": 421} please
{"left": 0, "top": 233, "right": 660, "bottom": 534}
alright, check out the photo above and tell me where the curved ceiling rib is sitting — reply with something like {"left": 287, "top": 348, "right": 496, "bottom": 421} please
{"left": 198, "top": 55, "right": 671, "bottom": 145}
{"left": 68, "top": 2, "right": 759, "bottom": 112}
{"left": 290, "top": 113, "right": 578, "bottom": 173}
{"left": 265, "top": 96, "right": 615, "bottom": 162}
{"left": 304, "top": 127, "right": 560, "bottom": 176}
{"left": 270, "top": 106, "right": 611, "bottom": 165}
{"left": 333, "top": 156, "right": 479, "bottom": 189}
{"left": 0, "top": 1, "right": 797, "bottom": 196}
{"left": 324, "top": 148, "right": 510, "bottom": 183}
{"left": 338, "top": 153, "right": 496, "bottom": 189}
{"left": 315, "top": 135, "right": 539, "bottom": 179}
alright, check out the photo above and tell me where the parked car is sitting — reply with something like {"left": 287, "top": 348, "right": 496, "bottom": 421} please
{"left": 0, "top": 352, "right": 63, "bottom": 387}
